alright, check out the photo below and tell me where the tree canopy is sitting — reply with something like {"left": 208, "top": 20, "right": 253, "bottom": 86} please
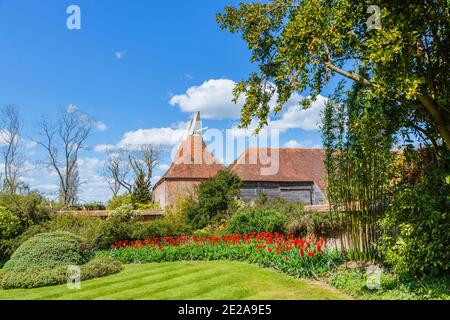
{"left": 217, "top": 0, "right": 449, "bottom": 149}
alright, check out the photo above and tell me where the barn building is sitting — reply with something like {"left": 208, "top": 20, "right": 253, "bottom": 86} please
{"left": 229, "top": 148, "right": 327, "bottom": 205}
{"left": 153, "top": 112, "right": 328, "bottom": 208}
{"left": 152, "top": 113, "right": 225, "bottom": 208}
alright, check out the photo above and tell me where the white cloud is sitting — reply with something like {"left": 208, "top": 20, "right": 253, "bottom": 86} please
{"left": 169, "top": 79, "right": 243, "bottom": 120}
{"left": 25, "top": 140, "right": 37, "bottom": 149}
{"left": 284, "top": 140, "right": 303, "bottom": 148}
{"left": 35, "top": 184, "right": 58, "bottom": 192}
{"left": 94, "top": 144, "right": 116, "bottom": 153}
{"left": 283, "top": 139, "right": 321, "bottom": 148}
{"left": 0, "top": 130, "right": 8, "bottom": 146}
{"left": 117, "top": 124, "right": 186, "bottom": 147}
{"left": 66, "top": 104, "right": 78, "bottom": 113}
{"left": 270, "top": 94, "right": 327, "bottom": 131}
{"left": 95, "top": 121, "right": 108, "bottom": 132}
{"left": 170, "top": 78, "right": 327, "bottom": 131}
{"left": 115, "top": 51, "right": 126, "bottom": 60}
{"left": 79, "top": 157, "right": 104, "bottom": 171}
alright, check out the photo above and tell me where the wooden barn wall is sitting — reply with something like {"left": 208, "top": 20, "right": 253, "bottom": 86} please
{"left": 240, "top": 181, "right": 327, "bottom": 205}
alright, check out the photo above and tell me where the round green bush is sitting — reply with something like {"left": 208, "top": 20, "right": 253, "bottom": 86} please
{"left": 0, "top": 207, "right": 22, "bottom": 239}
{"left": 227, "top": 208, "right": 286, "bottom": 234}
{"left": 0, "top": 256, "right": 123, "bottom": 289}
{"left": 3, "top": 231, "right": 88, "bottom": 272}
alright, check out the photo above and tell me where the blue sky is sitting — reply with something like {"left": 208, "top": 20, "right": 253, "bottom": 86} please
{"left": 0, "top": 0, "right": 338, "bottom": 203}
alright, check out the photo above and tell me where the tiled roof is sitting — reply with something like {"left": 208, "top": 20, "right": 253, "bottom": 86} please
{"left": 228, "top": 148, "right": 327, "bottom": 191}
{"left": 153, "top": 135, "right": 225, "bottom": 188}
{"left": 154, "top": 139, "right": 327, "bottom": 193}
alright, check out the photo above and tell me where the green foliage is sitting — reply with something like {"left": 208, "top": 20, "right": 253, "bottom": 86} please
{"left": 98, "top": 206, "right": 143, "bottom": 248}
{"left": 134, "top": 202, "right": 160, "bottom": 210}
{"left": 227, "top": 208, "right": 286, "bottom": 234}
{"left": 43, "top": 214, "right": 106, "bottom": 252}
{"left": 329, "top": 265, "right": 450, "bottom": 300}
{"left": 3, "top": 231, "right": 88, "bottom": 272}
{"left": 131, "top": 219, "right": 192, "bottom": 240}
{"left": 217, "top": 1, "right": 449, "bottom": 146}
{"left": 83, "top": 202, "right": 107, "bottom": 210}
{"left": 379, "top": 155, "right": 450, "bottom": 276}
{"left": 255, "top": 191, "right": 268, "bottom": 206}
{"left": 163, "top": 196, "right": 191, "bottom": 226}
{"left": 0, "top": 257, "right": 122, "bottom": 289}
{"left": 108, "top": 204, "right": 142, "bottom": 223}
{"left": 131, "top": 171, "right": 152, "bottom": 205}
{"left": 107, "top": 193, "right": 133, "bottom": 210}
{"left": 187, "top": 171, "right": 242, "bottom": 229}
{"left": 0, "top": 207, "right": 22, "bottom": 239}
{"left": 0, "top": 225, "right": 47, "bottom": 262}
{"left": 79, "top": 256, "right": 123, "bottom": 281}
{"left": 43, "top": 213, "right": 130, "bottom": 252}
{"left": 0, "top": 192, "right": 49, "bottom": 228}
{"left": 107, "top": 193, "right": 158, "bottom": 211}
{"left": 322, "top": 87, "right": 396, "bottom": 261}
{"left": 61, "top": 202, "right": 106, "bottom": 211}
{"left": 254, "top": 198, "right": 336, "bottom": 237}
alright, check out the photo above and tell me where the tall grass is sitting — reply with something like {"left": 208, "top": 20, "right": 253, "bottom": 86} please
{"left": 322, "top": 87, "right": 396, "bottom": 261}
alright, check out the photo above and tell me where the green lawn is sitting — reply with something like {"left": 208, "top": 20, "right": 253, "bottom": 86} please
{"left": 0, "top": 261, "right": 351, "bottom": 300}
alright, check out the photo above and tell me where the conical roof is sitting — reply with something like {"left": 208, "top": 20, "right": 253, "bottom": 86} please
{"left": 162, "top": 134, "right": 225, "bottom": 179}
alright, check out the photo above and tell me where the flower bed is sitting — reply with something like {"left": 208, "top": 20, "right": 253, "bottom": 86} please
{"left": 104, "top": 232, "right": 345, "bottom": 278}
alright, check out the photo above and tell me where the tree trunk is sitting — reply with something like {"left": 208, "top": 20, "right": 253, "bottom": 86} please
{"left": 417, "top": 94, "right": 450, "bottom": 149}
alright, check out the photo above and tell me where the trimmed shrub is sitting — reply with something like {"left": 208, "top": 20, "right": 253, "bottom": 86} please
{"left": 3, "top": 231, "right": 88, "bottom": 272}
{"left": 0, "top": 265, "right": 67, "bottom": 289}
{"left": 227, "top": 208, "right": 286, "bottom": 234}
{"left": 0, "top": 224, "right": 47, "bottom": 262}
{"left": 0, "top": 207, "right": 22, "bottom": 239}
{"left": 0, "top": 256, "right": 122, "bottom": 289}
{"left": 80, "top": 256, "right": 123, "bottom": 280}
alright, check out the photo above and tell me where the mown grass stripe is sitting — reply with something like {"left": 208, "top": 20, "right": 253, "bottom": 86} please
{"left": 23, "top": 262, "right": 200, "bottom": 300}
{"left": 82, "top": 265, "right": 213, "bottom": 300}
{"left": 95, "top": 263, "right": 231, "bottom": 300}
{"left": 154, "top": 271, "right": 255, "bottom": 300}
{"left": 0, "top": 261, "right": 352, "bottom": 300}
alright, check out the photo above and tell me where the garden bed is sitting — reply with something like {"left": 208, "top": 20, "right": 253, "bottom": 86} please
{"left": 101, "top": 232, "right": 345, "bottom": 279}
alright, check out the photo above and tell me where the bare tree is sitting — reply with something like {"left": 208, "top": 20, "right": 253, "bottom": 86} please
{"left": 33, "top": 107, "right": 94, "bottom": 205}
{"left": 102, "top": 144, "right": 163, "bottom": 197}
{"left": 59, "top": 156, "right": 80, "bottom": 204}
{"left": 103, "top": 150, "right": 133, "bottom": 195}
{"left": 0, "top": 105, "right": 25, "bottom": 194}
{"left": 128, "top": 144, "right": 162, "bottom": 187}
